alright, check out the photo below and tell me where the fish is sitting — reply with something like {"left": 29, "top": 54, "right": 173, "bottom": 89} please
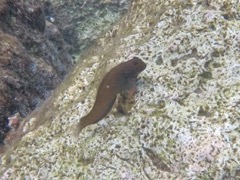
{"left": 74, "top": 57, "right": 146, "bottom": 135}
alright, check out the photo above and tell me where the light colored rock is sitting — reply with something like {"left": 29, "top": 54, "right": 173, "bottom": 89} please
{"left": 1, "top": 0, "right": 240, "bottom": 179}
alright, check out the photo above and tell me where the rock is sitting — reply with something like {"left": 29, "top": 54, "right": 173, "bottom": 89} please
{"left": 0, "top": 0, "right": 130, "bottom": 144}
{"left": 0, "top": 32, "right": 61, "bottom": 139}
{"left": 0, "top": 0, "right": 73, "bottom": 144}
{"left": 50, "top": 0, "right": 131, "bottom": 56}
{"left": 1, "top": 0, "right": 239, "bottom": 179}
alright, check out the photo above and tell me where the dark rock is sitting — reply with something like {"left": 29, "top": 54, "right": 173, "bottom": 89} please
{"left": 0, "top": 0, "right": 130, "bottom": 144}
{"left": 0, "top": 0, "right": 73, "bottom": 144}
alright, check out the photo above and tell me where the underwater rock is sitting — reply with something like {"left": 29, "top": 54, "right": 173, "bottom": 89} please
{"left": 1, "top": 0, "right": 240, "bottom": 179}
{"left": 0, "top": 0, "right": 73, "bottom": 144}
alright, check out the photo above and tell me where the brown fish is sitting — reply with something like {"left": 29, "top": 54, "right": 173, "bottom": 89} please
{"left": 75, "top": 57, "right": 146, "bottom": 135}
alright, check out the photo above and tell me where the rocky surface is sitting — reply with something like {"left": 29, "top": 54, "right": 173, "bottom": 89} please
{"left": 0, "top": 0, "right": 129, "bottom": 144}
{"left": 45, "top": 0, "right": 131, "bottom": 58}
{"left": 0, "top": 0, "right": 73, "bottom": 144}
{"left": 1, "top": 0, "right": 240, "bottom": 179}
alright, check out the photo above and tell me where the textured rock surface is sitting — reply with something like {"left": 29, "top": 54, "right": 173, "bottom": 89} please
{"left": 0, "top": 0, "right": 129, "bottom": 144}
{"left": 46, "top": 0, "right": 131, "bottom": 58}
{"left": 0, "top": 0, "right": 72, "bottom": 144}
{"left": 1, "top": 0, "right": 240, "bottom": 179}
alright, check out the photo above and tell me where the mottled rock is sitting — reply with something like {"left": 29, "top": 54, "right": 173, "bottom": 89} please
{"left": 0, "top": 0, "right": 73, "bottom": 143}
{"left": 1, "top": 0, "right": 240, "bottom": 179}
{"left": 48, "top": 0, "right": 131, "bottom": 56}
{"left": 0, "top": 0, "right": 130, "bottom": 144}
{"left": 0, "top": 32, "right": 61, "bottom": 141}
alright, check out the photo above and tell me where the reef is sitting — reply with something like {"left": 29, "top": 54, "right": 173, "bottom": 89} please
{"left": 0, "top": 0, "right": 240, "bottom": 179}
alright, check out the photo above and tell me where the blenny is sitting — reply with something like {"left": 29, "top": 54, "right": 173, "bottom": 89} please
{"left": 75, "top": 57, "right": 146, "bottom": 135}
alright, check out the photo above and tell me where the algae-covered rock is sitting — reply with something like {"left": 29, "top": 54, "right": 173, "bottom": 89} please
{"left": 46, "top": 0, "right": 131, "bottom": 57}
{"left": 0, "top": 0, "right": 73, "bottom": 143}
{"left": 1, "top": 0, "right": 240, "bottom": 179}
{"left": 0, "top": 0, "right": 128, "bottom": 144}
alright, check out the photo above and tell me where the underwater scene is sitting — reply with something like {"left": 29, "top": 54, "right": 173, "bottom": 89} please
{"left": 0, "top": 0, "right": 240, "bottom": 179}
